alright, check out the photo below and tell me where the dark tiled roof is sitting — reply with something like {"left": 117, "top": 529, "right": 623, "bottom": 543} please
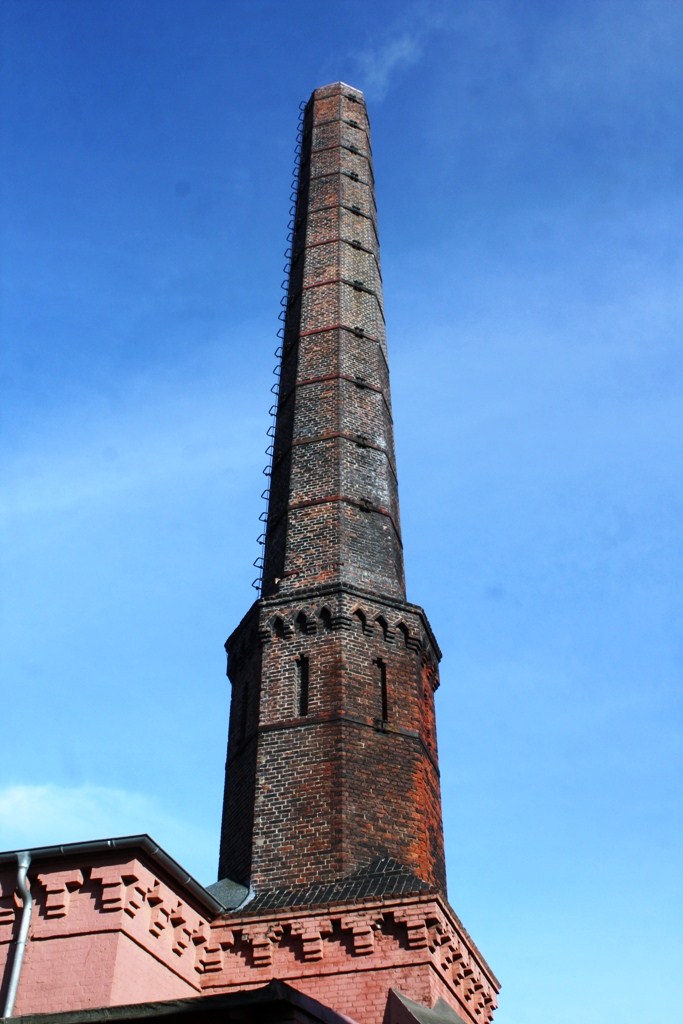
{"left": 235, "top": 857, "right": 432, "bottom": 915}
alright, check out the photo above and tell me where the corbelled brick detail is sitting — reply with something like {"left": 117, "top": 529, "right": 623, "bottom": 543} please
{"left": 219, "top": 585, "right": 446, "bottom": 892}
{"left": 0, "top": 852, "right": 212, "bottom": 1015}
{"left": 202, "top": 894, "right": 499, "bottom": 1024}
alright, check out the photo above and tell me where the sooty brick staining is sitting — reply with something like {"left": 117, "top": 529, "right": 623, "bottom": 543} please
{"left": 219, "top": 588, "right": 445, "bottom": 894}
{"left": 218, "top": 83, "right": 446, "bottom": 897}
{"left": 261, "top": 82, "right": 403, "bottom": 600}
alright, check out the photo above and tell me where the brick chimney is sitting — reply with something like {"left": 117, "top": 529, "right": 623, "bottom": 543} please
{"left": 218, "top": 82, "right": 445, "bottom": 898}
{"left": 209, "top": 82, "right": 499, "bottom": 1024}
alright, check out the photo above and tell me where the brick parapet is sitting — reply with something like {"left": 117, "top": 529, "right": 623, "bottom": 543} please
{"left": 201, "top": 893, "right": 499, "bottom": 1024}
{"left": 0, "top": 852, "right": 213, "bottom": 1014}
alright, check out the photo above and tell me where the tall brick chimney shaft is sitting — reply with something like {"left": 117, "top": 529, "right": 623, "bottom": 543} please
{"left": 262, "top": 82, "right": 405, "bottom": 600}
{"left": 219, "top": 84, "right": 446, "bottom": 897}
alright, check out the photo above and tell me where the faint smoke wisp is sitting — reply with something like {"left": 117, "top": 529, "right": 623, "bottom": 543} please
{"left": 355, "top": 33, "right": 423, "bottom": 100}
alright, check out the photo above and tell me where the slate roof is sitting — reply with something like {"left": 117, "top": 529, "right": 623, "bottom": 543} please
{"left": 204, "top": 875, "right": 250, "bottom": 910}
{"left": 230, "top": 857, "right": 432, "bottom": 915}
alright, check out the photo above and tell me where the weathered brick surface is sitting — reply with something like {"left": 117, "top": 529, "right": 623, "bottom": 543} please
{"left": 219, "top": 584, "right": 446, "bottom": 894}
{"left": 218, "top": 83, "right": 447, "bottom": 900}
{"left": 0, "top": 82, "right": 499, "bottom": 1024}
{"left": 215, "top": 81, "right": 499, "bottom": 1023}
{"left": 261, "top": 82, "right": 398, "bottom": 599}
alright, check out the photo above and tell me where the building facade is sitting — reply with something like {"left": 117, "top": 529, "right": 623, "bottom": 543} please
{"left": 0, "top": 84, "right": 498, "bottom": 1024}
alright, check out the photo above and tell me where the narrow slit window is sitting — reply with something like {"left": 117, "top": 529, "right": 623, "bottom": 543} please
{"left": 297, "top": 655, "right": 310, "bottom": 717}
{"left": 376, "top": 658, "right": 388, "bottom": 722}
{"left": 240, "top": 684, "right": 249, "bottom": 738}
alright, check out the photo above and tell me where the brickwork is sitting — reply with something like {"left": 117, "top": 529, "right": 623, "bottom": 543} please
{"left": 261, "top": 81, "right": 403, "bottom": 600}
{"left": 0, "top": 850, "right": 213, "bottom": 1015}
{"left": 0, "top": 82, "right": 498, "bottom": 1024}
{"left": 214, "top": 81, "right": 500, "bottom": 1022}
{"left": 201, "top": 894, "right": 498, "bottom": 1024}
{"left": 218, "top": 83, "right": 447, "bottom": 903}
{"left": 219, "top": 585, "right": 446, "bottom": 893}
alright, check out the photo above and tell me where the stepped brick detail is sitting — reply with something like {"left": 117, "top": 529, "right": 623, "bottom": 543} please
{"left": 0, "top": 847, "right": 213, "bottom": 1015}
{"left": 201, "top": 895, "right": 498, "bottom": 1024}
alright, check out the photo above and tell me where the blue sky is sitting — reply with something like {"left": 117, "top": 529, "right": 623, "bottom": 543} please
{"left": 1, "top": 2, "right": 681, "bottom": 1022}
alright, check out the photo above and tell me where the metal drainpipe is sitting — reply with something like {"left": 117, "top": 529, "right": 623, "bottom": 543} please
{"left": 3, "top": 851, "right": 32, "bottom": 1018}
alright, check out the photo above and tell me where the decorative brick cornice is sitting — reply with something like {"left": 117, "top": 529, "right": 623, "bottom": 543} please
{"left": 200, "top": 892, "right": 499, "bottom": 1024}
{"left": 23, "top": 856, "right": 210, "bottom": 989}
{"left": 0, "top": 874, "right": 19, "bottom": 931}
{"left": 227, "top": 584, "right": 442, "bottom": 663}
{"left": 290, "top": 917, "right": 332, "bottom": 961}
{"left": 35, "top": 869, "right": 84, "bottom": 918}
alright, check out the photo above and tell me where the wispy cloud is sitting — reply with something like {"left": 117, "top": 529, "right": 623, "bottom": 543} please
{"left": 0, "top": 783, "right": 216, "bottom": 883}
{"left": 352, "top": 0, "right": 457, "bottom": 99}
{"left": 355, "top": 33, "right": 424, "bottom": 100}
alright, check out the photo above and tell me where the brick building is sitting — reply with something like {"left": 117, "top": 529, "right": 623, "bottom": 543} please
{"left": 0, "top": 84, "right": 499, "bottom": 1024}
